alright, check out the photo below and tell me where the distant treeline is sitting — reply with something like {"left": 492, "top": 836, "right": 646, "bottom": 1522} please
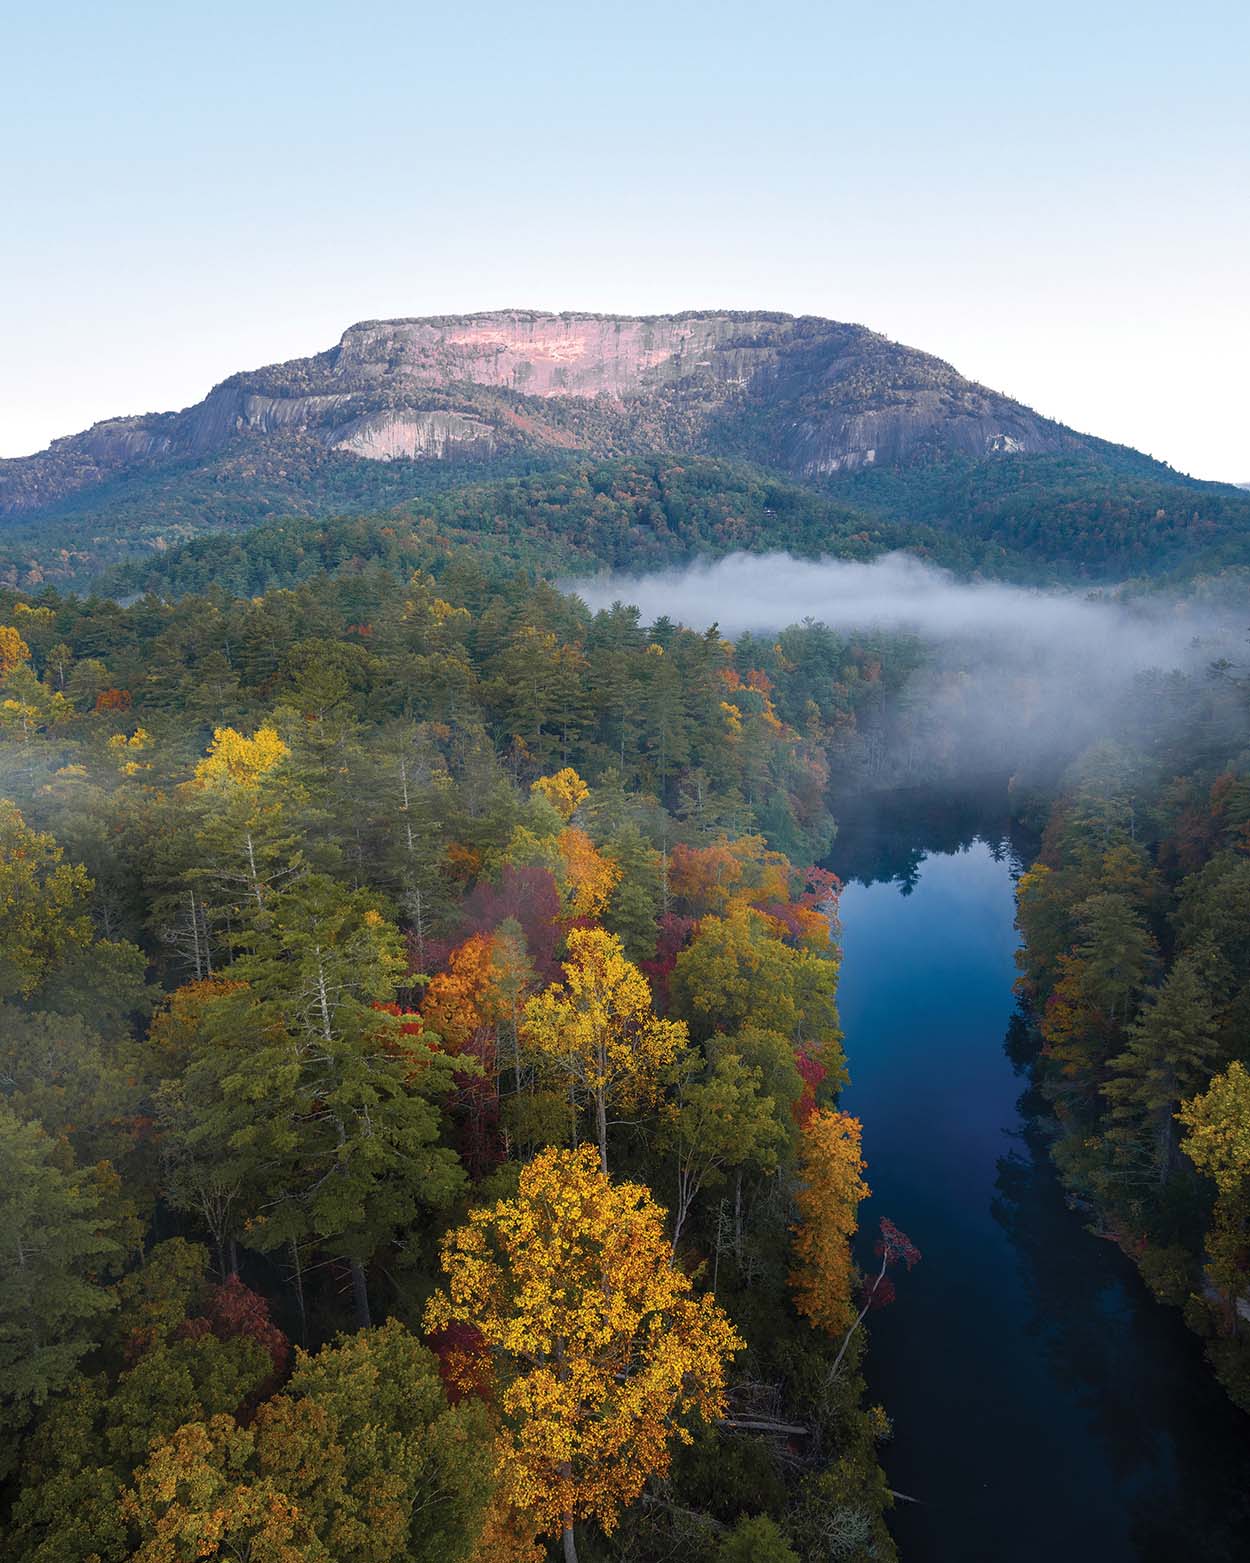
{"left": 5, "top": 448, "right": 1250, "bottom": 596}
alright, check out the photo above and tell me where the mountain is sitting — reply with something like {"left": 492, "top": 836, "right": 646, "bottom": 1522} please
{"left": 2, "top": 309, "right": 1246, "bottom": 592}
{"left": 0, "top": 309, "right": 1117, "bottom": 518}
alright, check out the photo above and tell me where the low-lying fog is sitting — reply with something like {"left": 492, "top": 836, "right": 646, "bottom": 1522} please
{"left": 568, "top": 552, "right": 1229, "bottom": 667}
{"left": 566, "top": 552, "right": 1247, "bottom": 785}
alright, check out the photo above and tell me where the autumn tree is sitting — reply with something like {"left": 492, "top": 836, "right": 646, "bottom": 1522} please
{"left": 505, "top": 821, "right": 621, "bottom": 922}
{"left": 425, "top": 1145, "right": 742, "bottom": 1563}
{"left": 522, "top": 927, "right": 688, "bottom": 1171}
{"left": 423, "top": 927, "right": 534, "bottom": 1172}
{"left": 454, "top": 863, "right": 562, "bottom": 984}
{"left": 1179, "top": 1061, "right": 1250, "bottom": 1310}
{"left": 183, "top": 723, "right": 308, "bottom": 947}
{"left": 789, "top": 1108, "right": 869, "bottom": 1337}
{"left": 556, "top": 826, "right": 621, "bottom": 919}
{"left": 531, "top": 767, "right": 589, "bottom": 821}
{"left": 119, "top": 1403, "right": 346, "bottom": 1563}
{"left": 828, "top": 1217, "right": 922, "bottom": 1378}
{"left": 118, "top": 1318, "right": 497, "bottom": 1563}
{"left": 0, "top": 622, "right": 31, "bottom": 676}
{"left": 193, "top": 724, "right": 290, "bottom": 788}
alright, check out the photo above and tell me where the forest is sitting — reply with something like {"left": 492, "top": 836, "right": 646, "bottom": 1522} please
{"left": 0, "top": 565, "right": 933, "bottom": 1562}
{"left": 7, "top": 448, "right": 1250, "bottom": 596}
{"left": 1014, "top": 652, "right": 1250, "bottom": 1410}
{"left": 1, "top": 490, "right": 1248, "bottom": 1561}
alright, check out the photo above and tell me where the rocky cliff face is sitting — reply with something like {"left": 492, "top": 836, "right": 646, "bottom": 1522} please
{"left": 0, "top": 309, "right": 1089, "bottom": 517}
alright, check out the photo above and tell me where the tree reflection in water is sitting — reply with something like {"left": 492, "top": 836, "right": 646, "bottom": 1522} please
{"left": 993, "top": 1053, "right": 1250, "bottom": 1562}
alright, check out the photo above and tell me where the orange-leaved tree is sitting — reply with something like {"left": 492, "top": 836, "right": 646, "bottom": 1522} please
{"left": 423, "top": 928, "right": 535, "bottom": 1173}
{"left": 424, "top": 1144, "right": 742, "bottom": 1563}
{"left": 521, "top": 927, "right": 687, "bottom": 1171}
{"left": 556, "top": 828, "right": 620, "bottom": 920}
{"left": 789, "top": 1107, "right": 868, "bottom": 1336}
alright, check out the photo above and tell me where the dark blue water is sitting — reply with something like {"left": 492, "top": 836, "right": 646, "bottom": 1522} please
{"left": 832, "top": 830, "right": 1250, "bottom": 1563}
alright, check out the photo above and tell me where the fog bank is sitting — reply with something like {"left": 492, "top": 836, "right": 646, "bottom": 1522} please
{"left": 567, "top": 552, "right": 1224, "bottom": 670}
{"left": 567, "top": 552, "right": 1245, "bottom": 787}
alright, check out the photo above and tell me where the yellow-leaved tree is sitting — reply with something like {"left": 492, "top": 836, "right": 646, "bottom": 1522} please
{"left": 790, "top": 1107, "right": 869, "bottom": 1336}
{"left": 531, "top": 767, "right": 589, "bottom": 821}
{"left": 522, "top": 927, "right": 687, "bottom": 1171}
{"left": 193, "top": 725, "right": 290, "bottom": 789}
{"left": 0, "top": 625, "right": 31, "bottom": 677}
{"left": 424, "top": 1144, "right": 742, "bottom": 1563}
{"left": 1179, "top": 1060, "right": 1250, "bottom": 1311}
{"left": 187, "top": 725, "right": 300, "bottom": 928}
{"left": 555, "top": 828, "right": 620, "bottom": 919}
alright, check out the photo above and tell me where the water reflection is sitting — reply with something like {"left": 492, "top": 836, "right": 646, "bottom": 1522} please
{"left": 993, "top": 1083, "right": 1250, "bottom": 1562}
{"left": 830, "top": 809, "right": 1250, "bottom": 1563}
{"left": 826, "top": 778, "right": 1024, "bottom": 891}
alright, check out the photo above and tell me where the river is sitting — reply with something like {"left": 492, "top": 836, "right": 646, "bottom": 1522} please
{"left": 827, "top": 792, "right": 1250, "bottom": 1563}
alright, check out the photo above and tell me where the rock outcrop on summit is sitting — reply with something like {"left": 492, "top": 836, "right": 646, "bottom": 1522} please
{"left": 0, "top": 310, "right": 1088, "bottom": 517}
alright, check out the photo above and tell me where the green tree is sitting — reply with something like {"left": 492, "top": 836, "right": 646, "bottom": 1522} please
{"left": 601, "top": 821, "right": 663, "bottom": 962}
{"left": 662, "top": 1050, "right": 785, "bottom": 1249}
{"left": 0, "top": 801, "right": 93, "bottom": 1002}
{"left": 671, "top": 907, "right": 845, "bottom": 1092}
{"left": 286, "top": 1319, "right": 495, "bottom": 1563}
{"left": 0, "top": 1007, "right": 148, "bottom": 1171}
{"left": 1073, "top": 893, "right": 1157, "bottom": 1027}
{"left": 0, "top": 1104, "right": 121, "bottom": 1465}
{"left": 1104, "top": 948, "right": 1224, "bottom": 1183}
{"left": 2, "top": 1239, "right": 275, "bottom": 1562}
{"left": 718, "top": 1514, "right": 799, "bottom": 1563}
{"left": 176, "top": 875, "right": 463, "bottom": 1327}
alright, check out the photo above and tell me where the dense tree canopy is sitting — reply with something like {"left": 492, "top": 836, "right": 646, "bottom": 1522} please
{"left": 0, "top": 546, "right": 906, "bottom": 1563}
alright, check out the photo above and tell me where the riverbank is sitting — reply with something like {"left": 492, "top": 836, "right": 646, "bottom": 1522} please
{"left": 831, "top": 832, "right": 1250, "bottom": 1562}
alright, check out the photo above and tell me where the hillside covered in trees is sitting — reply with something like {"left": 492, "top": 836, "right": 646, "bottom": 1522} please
{"left": 0, "top": 563, "right": 939, "bottom": 1562}
{"left": 4, "top": 449, "right": 1250, "bottom": 597}
{"left": 1014, "top": 655, "right": 1250, "bottom": 1411}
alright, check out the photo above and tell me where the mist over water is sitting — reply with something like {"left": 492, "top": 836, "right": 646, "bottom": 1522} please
{"left": 568, "top": 551, "right": 1227, "bottom": 663}
{"left": 568, "top": 552, "right": 1245, "bottom": 781}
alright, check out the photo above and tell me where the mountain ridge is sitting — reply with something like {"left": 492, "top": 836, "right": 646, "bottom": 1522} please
{"left": 3, "top": 308, "right": 1245, "bottom": 594}
{"left": 0, "top": 307, "right": 1147, "bottom": 519}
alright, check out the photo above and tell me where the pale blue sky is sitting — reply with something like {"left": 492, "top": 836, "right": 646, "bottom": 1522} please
{"left": 2, "top": 1, "right": 1247, "bottom": 478}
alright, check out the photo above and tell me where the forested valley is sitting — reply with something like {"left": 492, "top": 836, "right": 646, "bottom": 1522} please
{"left": 4, "top": 0, "right": 1247, "bottom": 1537}
{"left": 1, "top": 516, "right": 1248, "bottom": 1562}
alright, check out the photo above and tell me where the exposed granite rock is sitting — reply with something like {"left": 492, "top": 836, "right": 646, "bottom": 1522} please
{"left": 0, "top": 309, "right": 1091, "bottom": 517}
{"left": 330, "top": 408, "right": 497, "bottom": 461}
